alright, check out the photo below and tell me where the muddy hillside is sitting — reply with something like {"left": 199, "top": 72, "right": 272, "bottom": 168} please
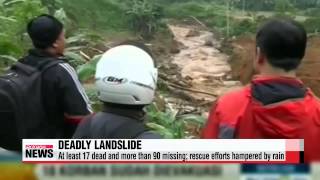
{"left": 157, "top": 25, "right": 242, "bottom": 114}
{"left": 230, "top": 36, "right": 320, "bottom": 96}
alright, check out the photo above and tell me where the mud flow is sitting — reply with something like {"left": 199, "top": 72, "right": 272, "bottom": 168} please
{"left": 159, "top": 25, "right": 242, "bottom": 114}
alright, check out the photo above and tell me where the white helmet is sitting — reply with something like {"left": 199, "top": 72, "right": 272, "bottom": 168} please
{"left": 95, "top": 45, "right": 158, "bottom": 105}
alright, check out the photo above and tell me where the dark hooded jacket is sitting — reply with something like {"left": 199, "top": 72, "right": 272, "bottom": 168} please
{"left": 73, "top": 104, "right": 161, "bottom": 139}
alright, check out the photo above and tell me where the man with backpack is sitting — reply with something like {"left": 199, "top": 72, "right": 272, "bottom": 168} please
{"left": 0, "top": 15, "right": 92, "bottom": 151}
{"left": 201, "top": 19, "right": 320, "bottom": 162}
{"left": 73, "top": 43, "right": 161, "bottom": 139}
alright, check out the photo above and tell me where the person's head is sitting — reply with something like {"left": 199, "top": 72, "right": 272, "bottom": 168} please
{"left": 254, "top": 19, "right": 307, "bottom": 76}
{"left": 27, "top": 14, "right": 65, "bottom": 56}
{"left": 95, "top": 43, "right": 158, "bottom": 107}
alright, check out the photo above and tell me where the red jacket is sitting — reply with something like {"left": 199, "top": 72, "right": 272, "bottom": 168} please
{"left": 202, "top": 76, "right": 320, "bottom": 162}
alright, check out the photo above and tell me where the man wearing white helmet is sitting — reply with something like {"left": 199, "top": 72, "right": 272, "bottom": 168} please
{"left": 73, "top": 42, "right": 161, "bottom": 139}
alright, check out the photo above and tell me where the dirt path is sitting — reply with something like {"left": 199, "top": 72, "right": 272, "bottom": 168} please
{"left": 166, "top": 25, "right": 242, "bottom": 110}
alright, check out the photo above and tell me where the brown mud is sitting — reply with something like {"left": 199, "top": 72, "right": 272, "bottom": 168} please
{"left": 230, "top": 36, "right": 320, "bottom": 97}
{"left": 154, "top": 24, "right": 242, "bottom": 114}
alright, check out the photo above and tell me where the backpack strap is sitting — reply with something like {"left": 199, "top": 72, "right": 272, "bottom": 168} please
{"left": 37, "top": 58, "right": 64, "bottom": 72}
{"left": 12, "top": 62, "right": 37, "bottom": 75}
{"left": 12, "top": 58, "right": 64, "bottom": 75}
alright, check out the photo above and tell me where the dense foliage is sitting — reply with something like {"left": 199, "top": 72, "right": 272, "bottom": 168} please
{"left": 126, "top": 0, "right": 165, "bottom": 39}
{"left": 0, "top": 0, "right": 46, "bottom": 72}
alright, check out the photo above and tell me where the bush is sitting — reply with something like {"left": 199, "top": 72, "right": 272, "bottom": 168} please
{"left": 61, "top": 0, "right": 128, "bottom": 32}
{"left": 125, "top": 0, "right": 165, "bottom": 39}
{"left": 165, "top": 1, "right": 226, "bottom": 22}
{"left": 231, "top": 19, "right": 257, "bottom": 36}
{"left": 145, "top": 103, "right": 205, "bottom": 138}
{"left": 77, "top": 54, "right": 102, "bottom": 82}
{"left": 165, "top": 2, "right": 230, "bottom": 35}
{"left": 0, "top": 0, "right": 47, "bottom": 58}
{"left": 0, "top": 0, "right": 47, "bottom": 74}
{"left": 165, "top": 2, "right": 206, "bottom": 19}
{"left": 304, "top": 18, "right": 320, "bottom": 34}
{"left": 230, "top": 15, "right": 267, "bottom": 37}
{"left": 304, "top": 8, "right": 320, "bottom": 17}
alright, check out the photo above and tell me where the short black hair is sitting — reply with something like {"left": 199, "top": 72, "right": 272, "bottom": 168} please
{"left": 256, "top": 19, "right": 307, "bottom": 71}
{"left": 27, "top": 14, "right": 63, "bottom": 49}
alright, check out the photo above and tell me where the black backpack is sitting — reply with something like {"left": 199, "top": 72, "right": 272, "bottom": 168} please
{"left": 0, "top": 59, "right": 63, "bottom": 151}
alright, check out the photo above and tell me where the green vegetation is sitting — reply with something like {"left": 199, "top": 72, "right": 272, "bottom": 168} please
{"left": 77, "top": 54, "right": 102, "bottom": 82}
{"left": 0, "top": 0, "right": 47, "bottom": 70}
{"left": 2, "top": 0, "right": 320, "bottom": 137}
{"left": 232, "top": 0, "right": 320, "bottom": 12}
{"left": 2, "top": 0, "right": 320, "bottom": 60}
{"left": 146, "top": 103, "right": 205, "bottom": 138}
{"left": 304, "top": 18, "right": 320, "bottom": 34}
{"left": 165, "top": 2, "right": 231, "bottom": 35}
{"left": 61, "top": 0, "right": 128, "bottom": 34}
{"left": 126, "top": 0, "right": 165, "bottom": 39}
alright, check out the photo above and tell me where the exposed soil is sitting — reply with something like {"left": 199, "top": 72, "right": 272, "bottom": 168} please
{"left": 169, "top": 25, "right": 242, "bottom": 100}
{"left": 230, "top": 36, "right": 320, "bottom": 97}
{"left": 154, "top": 24, "right": 242, "bottom": 114}
{"left": 229, "top": 36, "right": 255, "bottom": 85}
{"left": 299, "top": 36, "right": 320, "bottom": 96}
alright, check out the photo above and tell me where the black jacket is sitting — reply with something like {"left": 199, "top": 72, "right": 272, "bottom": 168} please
{"left": 73, "top": 104, "right": 161, "bottom": 139}
{"left": 20, "top": 49, "right": 92, "bottom": 137}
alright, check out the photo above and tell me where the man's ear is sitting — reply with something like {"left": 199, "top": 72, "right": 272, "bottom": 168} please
{"left": 256, "top": 47, "right": 265, "bottom": 65}
{"left": 52, "top": 41, "right": 58, "bottom": 48}
{"left": 253, "top": 46, "right": 264, "bottom": 74}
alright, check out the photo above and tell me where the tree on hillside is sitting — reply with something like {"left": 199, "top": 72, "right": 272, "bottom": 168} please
{"left": 275, "top": 0, "right": 295, "bottom": 14}
{"left": 234, "top": 0, "right": 274, "bottom": 11}
{"left": 126, "top": 0, "right": 164, "bottom": 39}
{"left": 40, "top": 0, "right": 61, "bottom": 15}
{"left": 291, "top": 0, "right": 320, "bottom": 8}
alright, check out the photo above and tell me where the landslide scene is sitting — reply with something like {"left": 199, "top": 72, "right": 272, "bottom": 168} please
{"left": 1, "top": 0, "right": 320, "bottom": 179}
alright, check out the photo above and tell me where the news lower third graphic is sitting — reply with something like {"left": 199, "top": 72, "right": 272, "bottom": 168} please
{"left": 241, "top": 164, "right": 311, "bottom": 180}
{"left": 22, "top": 139, "right": 304, "bottom": 164}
